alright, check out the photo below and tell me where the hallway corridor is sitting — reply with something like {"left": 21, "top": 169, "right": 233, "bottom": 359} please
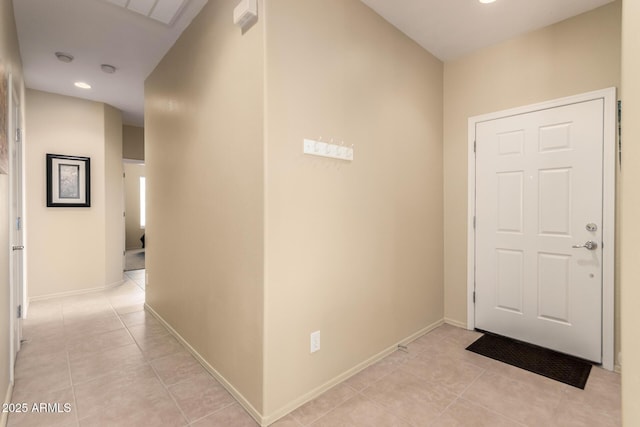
{"left": 8, "top": 272, "right": 621, "bottom": 426}
{"left": 9, "top": 271, "right": 258, "bottom": 426}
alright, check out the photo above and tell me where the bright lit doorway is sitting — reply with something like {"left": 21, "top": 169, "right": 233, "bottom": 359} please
{"left": 123, "top": 161, "right": 145, "bottom": 271}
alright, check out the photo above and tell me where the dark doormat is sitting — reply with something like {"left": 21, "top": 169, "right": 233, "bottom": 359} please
{"left": 466, "top": 332, "right": 592, "bottom": 389}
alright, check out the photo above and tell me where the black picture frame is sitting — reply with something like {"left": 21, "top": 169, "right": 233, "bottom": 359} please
{"left": 46, "top": 153, "right": 91, "bottom": 207}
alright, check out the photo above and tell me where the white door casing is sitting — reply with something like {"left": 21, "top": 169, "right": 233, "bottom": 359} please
{"left": 8, "top": 73, "right": 25, "bottom": 382}
{"left": 467, "top": 88, "right": 616, "bottom": 370}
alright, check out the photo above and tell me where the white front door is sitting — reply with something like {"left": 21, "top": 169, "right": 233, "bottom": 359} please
{"left": 475, "top": 98, "right": 605, "bottom": 363}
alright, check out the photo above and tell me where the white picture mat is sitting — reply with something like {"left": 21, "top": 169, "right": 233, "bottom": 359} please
{"left": 51, "top": 157, "right": 86, "bottom": 204}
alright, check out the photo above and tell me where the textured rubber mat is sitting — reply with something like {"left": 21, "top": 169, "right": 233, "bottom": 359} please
{"left": 466, "top": 332, "right": 592, "bottom": 389}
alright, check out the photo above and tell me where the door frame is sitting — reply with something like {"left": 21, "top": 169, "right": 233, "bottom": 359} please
{"left": 7, "top": 72, "right": 25, "bottom": 382}
{"left": 466, "top": 87, "right": 617, "bottom": 371}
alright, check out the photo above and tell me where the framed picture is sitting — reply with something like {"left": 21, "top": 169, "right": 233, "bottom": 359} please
{"left": 46, "top": 154, "right": 91, "bottom": 207}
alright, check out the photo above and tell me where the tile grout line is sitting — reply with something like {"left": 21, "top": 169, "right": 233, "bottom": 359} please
{"left": 64, "top": 280, "right": 187, "bottom": 426}
{"left": 72, "top": 290, "right": 132, "bottom": 425}
{"left": 308, "top": 348, "right": 425, "bottom": 426}
{"left": 351, "top": 334, "right": 484, "bottom": 427}
{"left": 455, "top": 370, "right": 529, "bottom": 427}
{"left": 141, "top": 344, "right": 232, "bottom": 426}
{"left": 105, "top": 282, "right": 190, "bottom": 426}
{"left": 288, "top": 382, "right": 362, "bottom": 427}
{"left": 12, "top": 300, "right": 78, "bottom": 426}
{"left": 295, "top": 392, "right": 360, "bottom": 427}
{"left": 111, "top": 282, "right": 243, "bottom": 426}
{"left": 429, "top": 396, "right": 461, "bottom": 426}
{"left": 359, "top": 374, "right": 461, "bottom": 427}
{"left": 17, "top": 287, "right": 622, "bottom": 427}
{"left": 111, "top": 277, "right": 191, "bottom": 425}
{"left": 456, "top": 365, "right": 485, "bottom": 398}
{"left": 65, "top": 344, "right": 81, "bottom": 426}
{"left": 123, "top": 304, "right": 191, "bottom": 426}
{"left": 355, "top": 389, "right": 419, "bottom": 427}
{"left": 149, "top": 363, "right": 191, "bottom": 427}
{"left": 186, "top": 401, "right": 239, "bottom": 426}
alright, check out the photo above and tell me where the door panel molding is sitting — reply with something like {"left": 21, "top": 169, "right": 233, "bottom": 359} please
{"left": 467, "top": 87, "right": 616, "bottom": 370}
{"left": 8, "top": 72, "right": 25, "bottom": 383}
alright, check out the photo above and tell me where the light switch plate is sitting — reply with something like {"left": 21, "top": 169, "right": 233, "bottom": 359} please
{"left": 310, "top": 330, "right": 321, "bottom": 353}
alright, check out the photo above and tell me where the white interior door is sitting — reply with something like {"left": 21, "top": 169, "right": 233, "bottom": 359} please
{"left": 9, "top": 76, "right": 24, "bottom": 380}
{"left": 475, "top": 98, "right": 604, "bottom": 363}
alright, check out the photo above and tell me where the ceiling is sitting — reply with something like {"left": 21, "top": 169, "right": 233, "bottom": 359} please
{"left": 361, "top": 0, "right": 614, "bottom": 61}
{"left": 13, "top": 0, "right": 208, "bottom": 126}
{"left": 12, "top": 0, "right": 614, "bottom": 127}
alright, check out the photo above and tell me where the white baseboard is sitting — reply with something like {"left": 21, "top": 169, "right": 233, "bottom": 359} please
{"left": 144, "top": 305, "right": 445, "bottom": 427}
{"left": 400, "top": 319, "right": 446, "bottom": 346}
{"left": 263, "top": 318, "right": 445, "bottom": 425}
{"left": 144, "top": 304, "right": 265, "bottom": 425}
{"left": 444, "top": 317, "right": 468, "bottom": 329}
{"left": 28, "top": 279, "right": 125, "bottom": 303}
{"left": 1, "top": 382, "right": 13, "bottom": 427}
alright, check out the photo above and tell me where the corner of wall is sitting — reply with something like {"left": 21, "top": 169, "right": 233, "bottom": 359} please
{"left": 104, "top": 104, "right": 124, "bottom": 286}
{"left": 144, "top": 0, "right": 266, "bottom": 416}
{"left": 25, "top": 91, "right": 124, "bottom": 297}
{"left": 261, "top": 0, "right": 444, "bottom": 416}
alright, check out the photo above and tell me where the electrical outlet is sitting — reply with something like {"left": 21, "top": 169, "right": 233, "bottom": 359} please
{"left": 310, "top": 331, "right": 320, "bottom": 353}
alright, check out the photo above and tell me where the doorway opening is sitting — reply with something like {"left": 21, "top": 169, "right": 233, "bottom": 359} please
{"left": 124, "top": 161, "right": 145, "bottom": 271}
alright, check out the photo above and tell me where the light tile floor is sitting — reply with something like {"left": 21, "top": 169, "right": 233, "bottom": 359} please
{"left": 9, "top": 272, "right": 621, "bottom": 426}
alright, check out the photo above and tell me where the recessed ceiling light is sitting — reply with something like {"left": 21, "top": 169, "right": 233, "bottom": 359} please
{"left": 55, "top": 52, "right": 74, "bottom": 63}
{"left": 479, "top": 0, "right": 496, "bottom": 3}
{"left": 101, "top": 64, "right": 117, "bottom": 74}
{"left": 74, "top": 82, "right": 92, "bottom": 89}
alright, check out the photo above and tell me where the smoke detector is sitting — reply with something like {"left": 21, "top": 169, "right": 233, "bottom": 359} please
{"left": 233, "top": 0, "right": 257, "bottom": 29}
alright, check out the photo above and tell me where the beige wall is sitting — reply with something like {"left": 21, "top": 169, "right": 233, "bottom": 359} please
{"left": 123, "top": 125, "right": 144, "bottom": 161}
{"left": 0, "top": 0, "right": 25, "bottom": 417}
{"left": 145, "top": 0, "right": 630, "bottom": 423}
{"left": 25, "top": 90, "right": 123, "bottom": 298}
{"left": 443, "top": 1, "right": 621, "bottom": 359}
{"left": 620, "top": 0, "right": 640, "bottom": 423}
{"left": 104, "top": 105, "right": 124, "bottom": 285}
{"left": 124, "top": 163, "right": 145, "bottom": 249}
{"left": 146, "top": 0, "right": 443, "bottom": 421}
{"left": 145, "top": 0, "right": 265, "bottom": 413}
{"left": 123, "top": 124, "right": 145, "bottom": 250}
{"left": 263, "top": 0, "right": 443, "bottom": 418}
